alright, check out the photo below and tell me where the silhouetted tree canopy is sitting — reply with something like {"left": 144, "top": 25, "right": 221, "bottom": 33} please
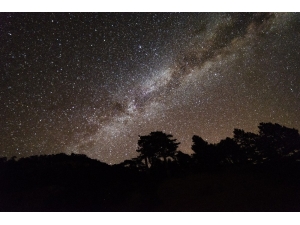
{"left": 233, "top": 128, "right": 259, "bottom": 163}
{"left": 118, "top": 156, "right": 146, "bottom": 171}
{"left": 216, "top": 137, "right": 241, "bottom": 164}
{"left": 175, "top": 151, "right": 192, "bottom": 166}
{"left": 257, "top": 122, "right": 300, "bottom": 160}
{"left": 1, "top": 122, "right": 300, "bottom": 212}
{"left": 136, "top": 131, "right": 180, "bottom": 169}
{"left": 191, "top": 135, "right": 209, "bottom": 155}
{"left": 190, "top": 123, "right": 300, "bottom": 168}
{"left": 191, "top": 135, "right": 218, "bottom": 168}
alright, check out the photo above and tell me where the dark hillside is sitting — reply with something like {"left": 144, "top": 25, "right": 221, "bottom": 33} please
{"left": 1, "top": 123, "right": 300, "bottom": 211}
{"left": 0, "top": 153, "right": 143, "bottom": 211}
{"left": 1, "top": 154, "right": 300, "bottom": 211}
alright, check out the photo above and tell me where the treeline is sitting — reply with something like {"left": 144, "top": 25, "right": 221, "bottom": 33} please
{"left": 0, "top": 122, "right": 300, "bottom": 211}
{"left": 120, "top": 122, "right": 300, "bottom": 172}
{"left": 1, "top": 122, "right": 300, "bottom": 173}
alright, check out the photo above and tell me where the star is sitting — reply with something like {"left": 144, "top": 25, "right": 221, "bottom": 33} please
{"left": 1, "top": 12, "right": 299, "bottom": 164}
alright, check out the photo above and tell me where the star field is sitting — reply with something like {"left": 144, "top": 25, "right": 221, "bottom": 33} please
{"left": 1, "top": 12, "right": 300, "bottom": 164}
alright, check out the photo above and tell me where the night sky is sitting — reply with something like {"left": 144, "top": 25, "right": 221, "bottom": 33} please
{"left": 1, "top": 12, "right": 299, "bottom": 164}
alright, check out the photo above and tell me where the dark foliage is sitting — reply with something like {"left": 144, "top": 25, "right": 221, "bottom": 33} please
{"left": 1, "top": 122, "right": 300, "bottom": 211}
{"left": 233, "top": 128, "right": 259, "bottom": 163}
{"left": 257, "top": 122, "right": 300, "bottom": 159}
{"left": 189, "top": 123, "right": 300, "bottom": 168}
{"left": 136, "top": 131, "right": 180, "bottom": 169}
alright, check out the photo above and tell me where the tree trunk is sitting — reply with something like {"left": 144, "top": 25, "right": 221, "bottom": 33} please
{"left": 145, "top": 157, "right": 149, "bottom": 169}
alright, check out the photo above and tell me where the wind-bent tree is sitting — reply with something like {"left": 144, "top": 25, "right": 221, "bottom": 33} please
{"left": 136, "top": 131, "right": 180, "bottom": 169}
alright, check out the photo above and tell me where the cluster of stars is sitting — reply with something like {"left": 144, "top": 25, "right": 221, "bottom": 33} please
{"left": 1, "top": 13, "right": 299, "bottom": 164}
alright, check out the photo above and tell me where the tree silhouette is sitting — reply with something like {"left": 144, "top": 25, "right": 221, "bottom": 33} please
{"left": 257, "top": 122, "right": 300, "bottom": 160}
{"left": 191, "top": 135, "right": 218, "bottom": 168}
{"left": 191, "top": 135, "right": 209, "bottom": 155}
{"left": 136, "top": 131, "right": 180, "bottom": 169}
{"left": 216, "top": 137, "right": 241, "bottom": 165}
{"left": 119, "top": 156, "right": 146, "bottom": 171}
{"left": 175, "top": 151, "right": 192, "bottom": 167}
{"left": 233, "top": 129, "right": 259, "bottom": 163}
